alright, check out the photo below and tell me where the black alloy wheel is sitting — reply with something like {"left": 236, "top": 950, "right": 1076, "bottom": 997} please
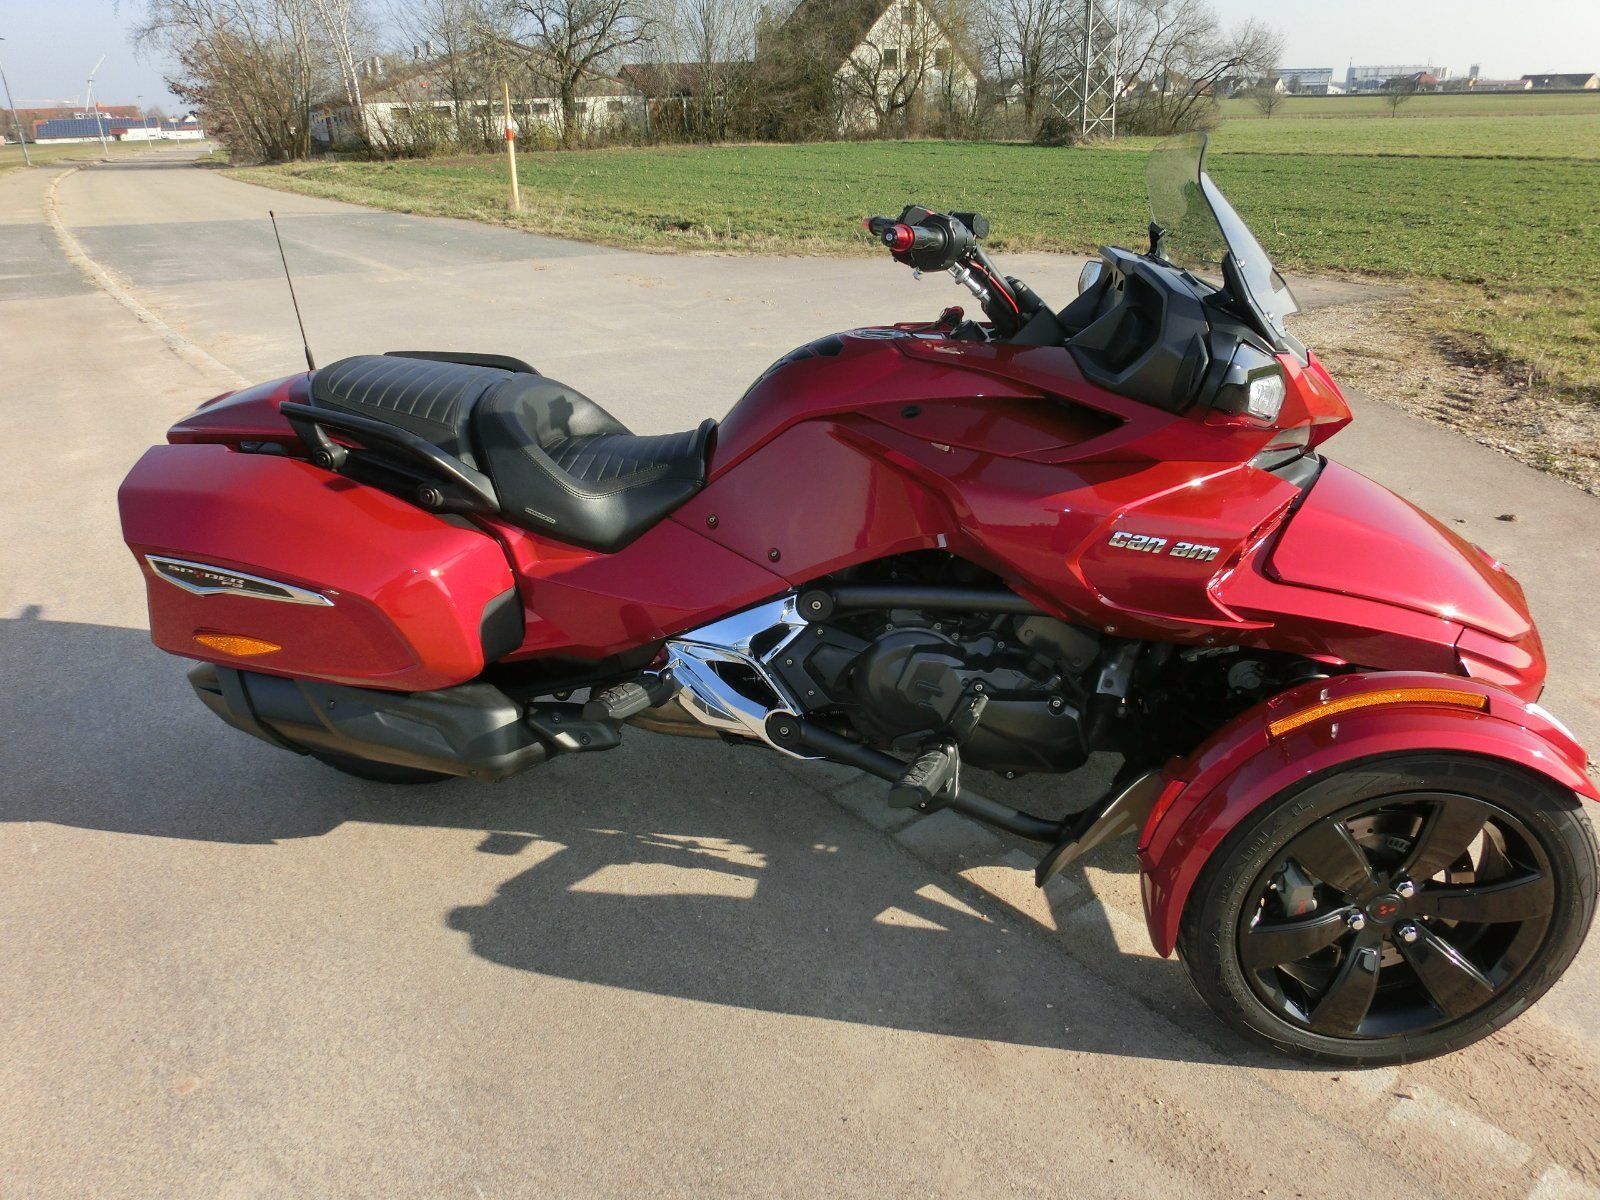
{"left": 1179, "top": 755, "right": 1597, "bottom": 1065}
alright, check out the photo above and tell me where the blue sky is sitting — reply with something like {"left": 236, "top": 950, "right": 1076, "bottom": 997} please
{"left": 2, "top": 0, "right": 1597, "bottom": 112}
{"left": 0, "top": 0, "right": 182, "bottom": 109}
{"left": 1210, "top": 0, "right": 1600, "bottom": 79}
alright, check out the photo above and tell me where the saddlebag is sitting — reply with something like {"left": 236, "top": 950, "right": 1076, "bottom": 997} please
{"left": 119, "top": 444, "right": 523, "bottom": 692}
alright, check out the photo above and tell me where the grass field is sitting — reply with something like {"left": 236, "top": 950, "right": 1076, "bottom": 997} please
{"left": 0, "top": 139, "right": 196, "bottom": 174}
{"left": 236, "top": 99, "right": 1600, "bottom": 396}
{"left": 1216, "top": 91, "right": 1600, "bottom": 119}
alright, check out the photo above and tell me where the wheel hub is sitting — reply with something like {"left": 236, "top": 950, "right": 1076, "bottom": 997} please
{"left": 1365, "top": 892, "right": 1406, "bottom": 925}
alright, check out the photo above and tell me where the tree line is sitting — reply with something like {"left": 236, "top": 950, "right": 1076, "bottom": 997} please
{"left": 135, "top": 0, "right": 1280, "bottom": 161}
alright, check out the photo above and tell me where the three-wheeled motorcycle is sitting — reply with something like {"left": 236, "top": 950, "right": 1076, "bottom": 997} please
{"left": 119, "top": 134, "right": 1597, "bottom": 1063}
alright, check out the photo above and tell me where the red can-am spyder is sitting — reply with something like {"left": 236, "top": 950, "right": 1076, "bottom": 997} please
{"left": 119, "top": 134, "right": 1597, "bottom": 1064}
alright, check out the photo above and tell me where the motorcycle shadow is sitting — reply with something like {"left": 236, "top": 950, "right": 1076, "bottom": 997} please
{"left": 1, "top": 609, "right": 1239, "bottom": 1063}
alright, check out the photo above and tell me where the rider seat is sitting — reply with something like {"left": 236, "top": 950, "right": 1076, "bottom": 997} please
{"left": 309, "top": 353, "right": 715, "bottom": 552}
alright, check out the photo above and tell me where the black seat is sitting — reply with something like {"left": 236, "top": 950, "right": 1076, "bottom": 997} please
{"left": 310, "top": 353, "right": 508, "bottom": 466}
{"left": 310, "top": 354, "right": 714, "bottom": 552}
{"left": 473, "top": 375, "right": 716, "bottom": 552}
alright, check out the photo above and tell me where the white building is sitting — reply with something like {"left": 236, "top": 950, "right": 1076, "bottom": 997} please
{"left": 766, "top": 0, "right": 982, "bottom": 134}
{"left": 1272, "top": 67, "right": 1334, "bottom": 95}
{"left": 313, "top": 62, "right": 644, "bottom": 149}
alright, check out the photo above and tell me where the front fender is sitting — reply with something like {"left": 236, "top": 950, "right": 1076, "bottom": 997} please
{"left": 1136, "top": 671, "right": 1596, "bottom": 958}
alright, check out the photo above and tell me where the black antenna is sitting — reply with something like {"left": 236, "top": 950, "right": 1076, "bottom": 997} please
{"left": 269, "top": 210, "right": 316, "bottom": 371}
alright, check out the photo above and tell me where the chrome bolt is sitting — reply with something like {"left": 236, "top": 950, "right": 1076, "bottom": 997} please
{"left": 1346, "top": 912, "right": 1367, "bottom": 932}
{"left": 1395, "top": 879, "right": 1417, "bottom": 899}
{"left": 1397, "top": 923, "right": 1419, "bottom": 944}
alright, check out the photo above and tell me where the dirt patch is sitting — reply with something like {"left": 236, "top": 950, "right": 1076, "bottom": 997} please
{"left": 1291, "top": 294, "right": 1600, "bottom": 495}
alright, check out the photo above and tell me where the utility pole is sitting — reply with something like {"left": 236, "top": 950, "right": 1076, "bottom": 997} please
{"left": 1047, "top": 0, "right": 1121, "bottom": 140}
{"left": 85, "top": 54, "right": 110, "bottom": 155}
{"left": 502, "top": 79, "right": 520, "bottom": 211}
{"left": 0, "top": 39, "right": 29, "bottom": 165}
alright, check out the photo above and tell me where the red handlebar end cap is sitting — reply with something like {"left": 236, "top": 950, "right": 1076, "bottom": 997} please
{"left": 887, "top": 223, "right": 915, "bottom": 253}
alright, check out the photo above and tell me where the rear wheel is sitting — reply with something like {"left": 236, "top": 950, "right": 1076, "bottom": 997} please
{"left": 309, "top": 750, "right": 453, "bottom": 786}
{"left": 1178, "top": 754, "right": 1597, "bottom": 1065}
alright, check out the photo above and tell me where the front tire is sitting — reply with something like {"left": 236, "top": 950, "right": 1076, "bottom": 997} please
{"left": 1178, "top": 754, "right": 1597, "bottom": 1065}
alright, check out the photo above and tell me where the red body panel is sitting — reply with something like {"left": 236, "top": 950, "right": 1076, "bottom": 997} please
{"left": 1268, "top": 462, "right": 1531, "bottom": 641}
{"left": 484, "top": 514, "right": 787, "bottom": 660}
{"left": 167, "top": 374, "right": 304, "bottom": 446}
{"left": 120, "top": 444, "right": 514, "bottom": 691}
{"left": 1135, "top": 671, "right": 1599, "bottom": 957}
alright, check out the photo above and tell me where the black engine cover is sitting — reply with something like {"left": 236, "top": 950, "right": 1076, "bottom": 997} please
{"left": 850, "top": 628, "right": 1087, "bottom": 774}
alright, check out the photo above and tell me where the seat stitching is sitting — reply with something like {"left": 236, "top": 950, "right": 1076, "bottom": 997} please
{"left": 506, "top": 439, "right": 672, "bottom": 499}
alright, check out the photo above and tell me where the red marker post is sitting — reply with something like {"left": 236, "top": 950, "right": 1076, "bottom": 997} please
{"left": 502, "top": 80, "right": 521, "bottom": 212}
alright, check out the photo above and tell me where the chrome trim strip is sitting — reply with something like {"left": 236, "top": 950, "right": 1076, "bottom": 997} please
{"left": 144, "top": 555, "right": 334, "bottom": 607}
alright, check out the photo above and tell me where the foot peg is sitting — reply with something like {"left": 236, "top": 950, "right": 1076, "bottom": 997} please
{"left": 583, "top": 671, "right": 675, "bottom": 722}
{"left": 889, "top": 743, "right": 959, "bottom": 809}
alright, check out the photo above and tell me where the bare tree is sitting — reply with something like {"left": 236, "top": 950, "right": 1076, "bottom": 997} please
{"left": 309, "top": 0, "right": 373, "bottom": 145}
{"left": 979, "top": 0, "right": 1071, "bottom": 134}
{"left": 749, "top": 2, "right": 844, "bottom": 140}
{"left": 631, "top": 0, "right": 751, "bottom": 140}
{"left": 397, "top": 0, "right": 519, "bottom": 147}
{"left": 1250, "top": 79, "right": 1282, "bottom": 117}
{"left": 1116, "top": 0, "right": 1281, "bottom": 135}
{"left": 135, "top": 0, "right": 325, "bottom": 161}
{"left": 494, "top": 0, "right": 654, "bottom": 147}
{"left": 834, "top": 3, "right": 942, "bottom": 135}
{"left": 1383, "top": 73, "right": 1420, "bottom": 116}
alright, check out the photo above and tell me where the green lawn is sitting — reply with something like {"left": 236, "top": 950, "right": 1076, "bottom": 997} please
{"left": 1197, "top": 113, "right": 1599, "bottom": 158}
{"left": 1217, "top": 91, "right": 1600, "bottom": 119}
{"left": 234, "top": 107, "right": 1600, "bottom": 396}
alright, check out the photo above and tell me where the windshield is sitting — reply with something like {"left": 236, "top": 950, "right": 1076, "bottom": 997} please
{"left": 1146, "top": 132, "right": 1299, "bottom": 337}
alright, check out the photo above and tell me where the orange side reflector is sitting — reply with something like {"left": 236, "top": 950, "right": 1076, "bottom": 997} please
{"left": 1268, "top": 687, "right": 1488, "bottom": 739}
{"left": 194, "top": 633, "right": 282, "bottom": 657}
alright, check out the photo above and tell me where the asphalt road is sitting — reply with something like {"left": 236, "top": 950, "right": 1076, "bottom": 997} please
{"left": 3, "top": 148, "right": 1598, "bottom": 1200}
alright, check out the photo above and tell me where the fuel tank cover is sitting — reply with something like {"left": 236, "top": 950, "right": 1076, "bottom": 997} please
{"left": 1267, "top": 462, "right": 1531, "bottom": 641}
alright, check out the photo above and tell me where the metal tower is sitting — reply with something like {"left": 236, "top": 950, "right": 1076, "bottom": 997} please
{"left": 1047, "top": 0, "right": 1122, "bottom": 139}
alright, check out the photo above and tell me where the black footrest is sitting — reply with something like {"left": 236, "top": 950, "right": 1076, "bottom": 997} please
{"left": 888, "top": 744, "right": 958, "bottom": 809}
{"left": 583, "top": 671, "right": 674, "bottom": 722}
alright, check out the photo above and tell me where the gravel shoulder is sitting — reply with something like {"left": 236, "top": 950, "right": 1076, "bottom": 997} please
{"left": 1292, "top": 291, "right": 1600, "bottom": 495}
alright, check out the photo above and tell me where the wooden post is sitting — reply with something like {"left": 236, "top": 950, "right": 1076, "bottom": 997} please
{"left": 502, "top": 80, "right": 521, "bottom": 211}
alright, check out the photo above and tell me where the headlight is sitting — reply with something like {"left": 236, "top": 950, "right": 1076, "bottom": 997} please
{"left": 1246, "top": 372, "right": 1286, "bottom": 421}
{"left": 1208, "top": 341, "right": 1286, "bottom": 424}
{"left": 1077, "top": 259, "right": 1106, "bottom": 296}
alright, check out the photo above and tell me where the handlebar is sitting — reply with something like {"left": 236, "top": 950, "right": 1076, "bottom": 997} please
{"left": 864, "top": 216, "right": 947, "bottom": 257}
{"left": 864, "top": 209, "right": 1028, "bottom": 337}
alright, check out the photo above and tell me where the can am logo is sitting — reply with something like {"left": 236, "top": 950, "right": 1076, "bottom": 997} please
{"left": 1107, "top": 532, "right": 1221, "bottom": 562}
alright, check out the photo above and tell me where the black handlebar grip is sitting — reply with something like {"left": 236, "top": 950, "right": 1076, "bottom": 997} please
{"left": 872, "top": 221, "right": 949, "bottom": 256}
